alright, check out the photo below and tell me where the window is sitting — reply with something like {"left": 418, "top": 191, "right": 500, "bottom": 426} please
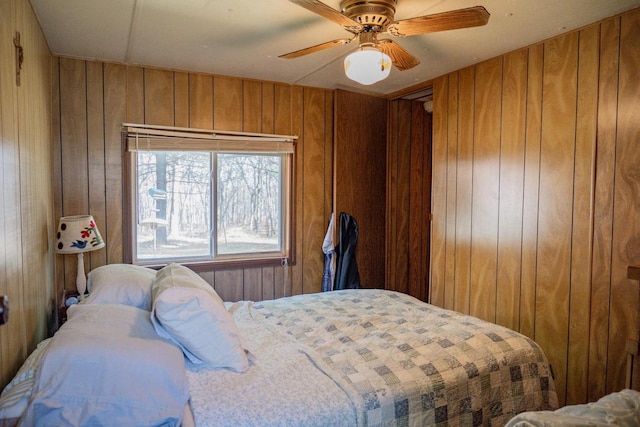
{"left": 123, "top": 124, "right": 296, "bottom": 269}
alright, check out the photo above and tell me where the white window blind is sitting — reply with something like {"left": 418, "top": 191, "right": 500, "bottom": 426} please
{"left": 123, "top": 123, "right": 297, "bottom": 153}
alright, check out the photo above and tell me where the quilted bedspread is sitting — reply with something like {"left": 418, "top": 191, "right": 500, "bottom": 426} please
{"left": 187, "top": 289, "right": 557, "bottom": 426}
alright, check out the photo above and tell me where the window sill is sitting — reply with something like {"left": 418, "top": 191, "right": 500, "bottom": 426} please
{"left": 136, "top": 256, "right": 294, "bottom": 272}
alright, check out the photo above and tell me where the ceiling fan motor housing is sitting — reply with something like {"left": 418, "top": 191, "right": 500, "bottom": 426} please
{"left": 340, "top": 0, "right": 397, "bottom": 29}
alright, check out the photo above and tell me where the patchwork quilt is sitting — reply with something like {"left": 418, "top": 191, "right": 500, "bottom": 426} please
{"left": 187, "top": 289, "right": 557, "bottom": 426}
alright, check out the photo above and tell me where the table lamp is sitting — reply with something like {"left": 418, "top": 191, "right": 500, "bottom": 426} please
{"left": 55, "top": 215, "right": 105, "bottom": 300}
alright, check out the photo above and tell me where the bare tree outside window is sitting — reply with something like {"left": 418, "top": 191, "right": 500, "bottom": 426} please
{"left": 137, "top": 151, "right": 212, "bottom": 259}
{"left": 217, "top": 154, "right": 281, "bottom": 254}
{"left": 135, "top": 151, "right": 282, "bottom": 261}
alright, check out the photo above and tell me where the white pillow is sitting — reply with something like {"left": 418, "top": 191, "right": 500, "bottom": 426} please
{"left": 151, "top": 263, "right": 250, "bottom": 372}
{"left": 84, "top": 264, "right": 157, "bottom": 310}
{"left": 19, "top": 304, "right": 189, "bottom": 426}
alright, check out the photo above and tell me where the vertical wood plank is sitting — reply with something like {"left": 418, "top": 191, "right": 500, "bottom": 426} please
{"left": 588, "top": 17, "right": 619, "bottom": 400}
{"left": 608, "top": 9, "right": 640, "bottom": 395}
{"left": 290, "top": 85, "right": 304, "bottom": 296}
{"left": 59, "top": 58, "right": 88, "bottom": 217}
{"left": 444, "top": 73, "right": 458, "bottom": 311}
{"left": 262, "top": 267, "right": 275, "bottom": 301}
{"left": 261, "top": 83, "right": 275, "bottom": 134}
{"left": 0, "top": 0, "right": 54, "bottom": 385}
{"left": 17, "top": 0, "right": 36, "bottom": 341}
{"left": 430, "top": 76, "right": 448, "bottom": 306}
{"left": 274, "top": 83, "right": 292, "bottom": 299}
{"left": 213, "top": 76, "right": 242, "bottom": 131}
{"left": 17, "top": 19, "right": 36, "bottom": 341}
{"left": 274, "top": 266, "right": 286, "bottom": 300}
{"left": 386, "top": 101, "right": 399, "bottom": 291}
{"left": 144, "top": 68, "right": 174, "bottom": 126}
{"left": 122, "top": 67, "right": 142, "bottom": 264}
{"left": 243, "top": 268, "right": 263, "bottom": 302}
{"left": 86, "top": 61, "right": 107, "bottom": 270}
{"left": 396, "top": 100, "right": 412, "bottom": 295}
{"left": 174, "top": 72, "right": 189, "bottom": 128}
{"left": 301, "top": 79, "right": 326, "bottom": 296}
{"left": 520, "top": 44, "right": 543, "bottom": 340}
{"left": 408, "top": 102, "right": 425, "bottom": 299}
{"left": 243, "top": 80, "right": 262, "bottom": 133}
{"left": 214, "top": 270, "right": 244, "bottom": 302}
{"left": 59, "top": 58, "right": 88, "bottom": 290}
{"left": 469, "top": 57, "right": 502, "bottom": 322}
{"left": 274, "top": 84, "right": 292, "bottom": 136}
{"left": 189, "top": 73, "right": 213, "bottom": 129}
{"left": 0, "top": 0, "right": 25, "bottom": 386}
{"left": 496, "top": 49, "right": 527, "bottom": 330}
{"left": 35, "top": 4, "right": 54, "bottom": 338}
{"left": 420, "top": 111, "right": 432, "bottom": 302}
{"left": 19, "top": 0, "right": 54, "bottom": 343}
{"left": 566, "top": 24, "right": 599, "bottom": 405}
{"left": 454, "top": 66, "right": 475, "bottom": 314}
{"left": 51, "top": 57, "right": 64, "bottom": 310}
{"left": 103, "top": 64, "right": 127, "bottom": 264}
{"left": 537, "top": 32, "right": 579, "bottom": 405}
{"left": 126, "top": 66, "right": 144, "bottom": 123}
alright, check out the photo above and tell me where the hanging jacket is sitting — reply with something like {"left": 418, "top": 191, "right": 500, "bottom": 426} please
{"left": 334, "top": 212, "right": 361, "bottom": 290}
{"left": 322, "top": 213, "right": 336, "bottom": 292}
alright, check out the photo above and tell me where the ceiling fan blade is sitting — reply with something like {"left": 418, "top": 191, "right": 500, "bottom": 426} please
{"left": 378, "top": 39, "right": 420, "bottom": 71}
{"left": 279, "top": 38, "right": 354, "bottom": 59}
{"left": 289, "top": 0, "right": 362, "bottom": 31}
{"left": 388, "top": 6, "right": 490, "bottom": 37}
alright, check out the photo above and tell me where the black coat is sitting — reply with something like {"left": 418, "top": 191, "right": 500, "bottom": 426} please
{"left": 334, "top": 212, "right": 361, "bottom": 290}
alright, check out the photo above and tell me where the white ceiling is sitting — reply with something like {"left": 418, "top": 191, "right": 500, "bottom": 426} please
{"left": 30, "top": 0, "right": 640, "bottom": 97}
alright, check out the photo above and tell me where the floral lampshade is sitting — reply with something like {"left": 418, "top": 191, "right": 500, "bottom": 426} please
{"left": 56, "top": 215, "right": 105, "bottom": 254}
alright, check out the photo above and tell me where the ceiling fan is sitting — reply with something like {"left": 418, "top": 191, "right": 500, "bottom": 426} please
{"left": 280, "top": 0, "right": 490, "bottom": 85}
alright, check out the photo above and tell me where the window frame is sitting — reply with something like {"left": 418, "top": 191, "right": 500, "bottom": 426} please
{"left": 122, "top": 124, "right": 297, "bottom": 272}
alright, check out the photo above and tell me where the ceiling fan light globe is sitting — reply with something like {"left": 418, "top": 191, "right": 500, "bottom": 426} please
{"left": 344, "top": 49, "right": 392, "bottom": 85}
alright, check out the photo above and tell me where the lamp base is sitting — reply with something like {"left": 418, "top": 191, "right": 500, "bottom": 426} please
{"left": 75, "top": 252, "right": 87, "bottom": 300}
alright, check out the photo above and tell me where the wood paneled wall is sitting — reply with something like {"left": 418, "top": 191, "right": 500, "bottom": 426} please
{"left": 334, "top": 90, "right": 387, "bottom": 289}
{"left": 0, "top": 0, "right": 54, "bottom": 389}
{"left": 53, "top": 60, "right": 334, "bottom": 304}
{"left": 386, "top": 100, "right": 432, "bottom": 301}
{"left": 430, "top": 8, "right": 640, "bottom": 406}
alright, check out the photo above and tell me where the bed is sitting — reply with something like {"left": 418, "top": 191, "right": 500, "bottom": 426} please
{"left": 0, "top": 263, "right": 558, "bottom": 426}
